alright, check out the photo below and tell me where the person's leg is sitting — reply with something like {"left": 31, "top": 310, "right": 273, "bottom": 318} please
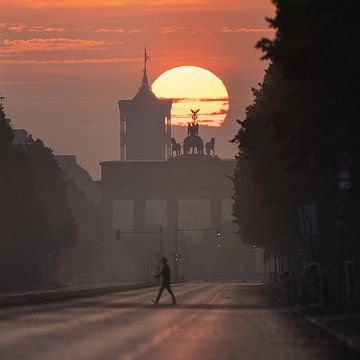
{"left": 155, "top": 284, "right": 165, "bottom": 303}
{"left": 166, "top": 284, "right": 176, "bottom": 304}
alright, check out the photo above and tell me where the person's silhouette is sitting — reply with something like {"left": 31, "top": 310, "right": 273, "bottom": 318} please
{"left": 153, "top": 257, "right": 176, "bottom": 305}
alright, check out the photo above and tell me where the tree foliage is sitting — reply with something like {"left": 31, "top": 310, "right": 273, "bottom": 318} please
{"left": 26, "top": 137, "right": 77, "bottom": 254}
{"left": 232, "top": 0, "right": 360, "bottom": 258}
{"left": 0, "top": 104, "right": 77, "bottom": 288}
{"left": 0, "top": 104, "right": 44, "bottom": 287}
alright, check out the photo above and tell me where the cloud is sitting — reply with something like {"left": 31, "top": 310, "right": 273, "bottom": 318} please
{"left": 0, "top": 0, "right": 207, "bottom": 7}
{"left": 0, "top": 79, "right": 67, "bottom": 86}
{"left": 160, "top": 26, "right": 176, "bottom": 34}
{"left": 0, "top": 22, "right": 67, "bottom": 34}
{"left": 94, "top": 28, "right": 147, "bottom": 34}
{"left": 172, "top": 114, "right": 193, "bottom": 119}
{"left": 0, "top": 38, "right": 124, "bottom": 53}
{"left": 208, "top": 109, "right": 227, "bottom": 115}
{"left": 169, "top": 97, "right": 190, "bottom": 103}
{"left": 222, "top": 26, "right": 275, "bottom": 33}
{"left": 166, "top": 97, "right": 229, "bottom": 103}
{"left": 0, "top": 22, "right": 147, "bottom": 35}
{"left": 28, "top": 26, "right": 67, "bottom": 33}
{"left": 0, "top": 0, "right": 273, "bottom": 11}
{"left": 175, "top": 109, "right": 227, "bottom": 116}
{"left": 4, "top": 23, "right": 26, "bottom": 33}
{"left": 198, "top": 97, "right": 229, "bottom": 102}
{"left": 0, "top": 57, "right": 140, "bottom": 64}
{"left": 197, "top": 119, "right": 215, "bottom": 123}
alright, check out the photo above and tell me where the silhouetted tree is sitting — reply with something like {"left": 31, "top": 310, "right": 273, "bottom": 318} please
{"left": 26, "top": 137, "right": 77, "bottom": 275}
{"left": 0, "top": 104, "right": 45, "bottom": 287}
{"left": 1, "top": 103, "right": 78, "bottom": 288}
{"left": 233, "top": 0, "right": 360, "bottom": 263}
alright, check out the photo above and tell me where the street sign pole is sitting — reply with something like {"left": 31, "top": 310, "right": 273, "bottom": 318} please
{"left": 174, "top": 222, "right": 178, "bottom": 281}
{"left": 337, "top": 152, "right": 352, "bottom": 303}
{"left": 159, "top": 225, "right": 163, "bottom": 258}
{"left": 298, "top": 204, "right": 318, "bottom": 263}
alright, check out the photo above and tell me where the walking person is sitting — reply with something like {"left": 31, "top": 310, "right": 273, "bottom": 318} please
{"left": 153, "top": 257, "right": 176, "bottom": 305}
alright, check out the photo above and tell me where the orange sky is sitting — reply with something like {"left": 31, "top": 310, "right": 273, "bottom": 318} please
{"left": 0, "top": 0, "right": 274, "bottom": 178}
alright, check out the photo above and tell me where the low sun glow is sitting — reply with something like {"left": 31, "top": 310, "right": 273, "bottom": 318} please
{"left": 152, "top": 66, "right": 229, "bottom": 127}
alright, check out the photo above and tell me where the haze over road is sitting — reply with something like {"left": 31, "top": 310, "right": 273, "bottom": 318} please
{"left": 0, "top": 282, "right": 357, "bottom": 360}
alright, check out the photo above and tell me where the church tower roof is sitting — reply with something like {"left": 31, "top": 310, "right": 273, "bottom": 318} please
{"left": 133, "top": 47, "right": 157, "bottom": 101}
{"left": 141, "top": 47, "right": 149, "bottom": 89}
{"left": 118, "top": 48, "right": 172, "bottom": 160}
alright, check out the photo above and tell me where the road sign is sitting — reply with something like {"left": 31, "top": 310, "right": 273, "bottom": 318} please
{"left": 339, "top": 169, "right": 351, "bottom": 181}
{"left": 336, "top": 206, "right": 345, "bottom": 218}
{"left": 336, "top": 219, "right": 347, "bottom": 230}
{"left": 339, "top": 181, "right": 351, "bottom": 190}
{"left": 338, "top": 153, "right": 352, "bottom": 190}
{"left": 298, "top": 204, "right": 319, "bottom": 236}
{"left": 336, "top": 190, "right": 348, "bottom": 207}
{"left": 339, "top": 153, "right": 352, "bottom": 169}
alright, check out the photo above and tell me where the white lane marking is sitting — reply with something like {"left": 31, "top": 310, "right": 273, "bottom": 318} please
{"left": 123, "top": 312, "right": 199, "bottom": 360}
{"left": 0, "top": 283, "right": 210, "bottom": 359}
{"left": 122, "top": 284, "right": 227, "bottom": 360}
{"left": 32, "top": 283, "right": 219, "bottom": 360}
{"left": 0, "top": 285, "right": 194, "bottom": 348}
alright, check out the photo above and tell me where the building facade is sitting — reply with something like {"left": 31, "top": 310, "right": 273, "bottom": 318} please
{"left": 118, "top": 51, "right": 172, "bottom": 160}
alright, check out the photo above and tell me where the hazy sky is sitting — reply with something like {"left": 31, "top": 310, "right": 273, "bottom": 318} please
{"left": 0, "top": 0, "right": 274, "bottom": 179}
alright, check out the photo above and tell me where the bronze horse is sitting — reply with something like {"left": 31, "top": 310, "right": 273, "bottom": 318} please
{"left": 170, "top": 138, "right": 181, "bottom": 157}
{"left": 183, "top": 134, "right": 203, "bottom": 155}
{"left": 205, "top": 137, "right": 215, "bottom": 156}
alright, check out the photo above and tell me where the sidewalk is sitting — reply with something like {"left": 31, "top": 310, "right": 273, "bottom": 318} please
{"left": 295, "top": 303, "right": 360, "bottom": 353}
{"left": 0, "top": 281, "right": 157, "bottom": 308}
{"left": 272, "top": 281, "right": 360, "bottom": 354}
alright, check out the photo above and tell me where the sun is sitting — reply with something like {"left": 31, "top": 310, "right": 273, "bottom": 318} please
{"left": 152, "top": 66, "right": 229, "bottom": 127}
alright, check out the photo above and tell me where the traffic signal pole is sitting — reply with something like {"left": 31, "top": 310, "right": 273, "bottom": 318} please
{"left": 114, "top": 227, "right": 163, "bottom": 259}
{"left": 173, "top": 224, "right": 222, "bottom": 281}
{"left": 175, "top": 222, "right": 178, "bottom": 281}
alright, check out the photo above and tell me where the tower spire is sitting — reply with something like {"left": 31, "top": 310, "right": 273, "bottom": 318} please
{"left": 142, "top": 47, "right": 149, "bottom": 88}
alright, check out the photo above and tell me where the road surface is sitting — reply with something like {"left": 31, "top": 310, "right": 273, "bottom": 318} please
{"left": 0, "top": 281, "right": 357, "bottom": 359}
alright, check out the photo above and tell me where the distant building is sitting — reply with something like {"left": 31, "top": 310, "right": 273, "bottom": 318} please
{"left": 56, "top": 155, "right": 99, "bottom": 204}
{"left": 118, "top": 49, "right": 172, "bottom": 160}
{"left": 12, "top": 129, "right": 28, "bottom": 146}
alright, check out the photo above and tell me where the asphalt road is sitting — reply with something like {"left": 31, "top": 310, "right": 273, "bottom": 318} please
{"left": 0, "top": 281, "right": 357, "bottom": 360}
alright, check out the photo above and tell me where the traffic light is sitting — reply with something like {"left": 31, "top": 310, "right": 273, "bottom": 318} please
{"left": 216, "top": 229, "right": 222, "bottom": 237}
{"left": 175, "top": 252, "right": 180, "bottom": 263}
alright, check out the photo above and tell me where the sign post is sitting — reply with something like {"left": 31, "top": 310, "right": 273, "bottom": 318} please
{"left": 337, "top": 153, "right": 352, "bottom": 303}
{"left": 298, "top": 204, "right": 318, "bottom": 261}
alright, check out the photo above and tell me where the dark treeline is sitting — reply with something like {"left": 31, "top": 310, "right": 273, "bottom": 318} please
{"left": 233, "top": 0, "right": 360, "bottom": 274}
{"left": 0, "top": 103, "right": 101, "bottom": 289}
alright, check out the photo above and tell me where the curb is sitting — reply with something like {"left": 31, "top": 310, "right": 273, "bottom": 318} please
{"left": 273, "top": 294, "right": 360, "bottom": 354}
{"left": 302, "top": 314, "right": 360, "bottom": 353}
{"left": 292, "top": 308, "right": 360, "bottom": 354}
{"left": 0, "top": 282, "right": 157, "bottom": 308}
